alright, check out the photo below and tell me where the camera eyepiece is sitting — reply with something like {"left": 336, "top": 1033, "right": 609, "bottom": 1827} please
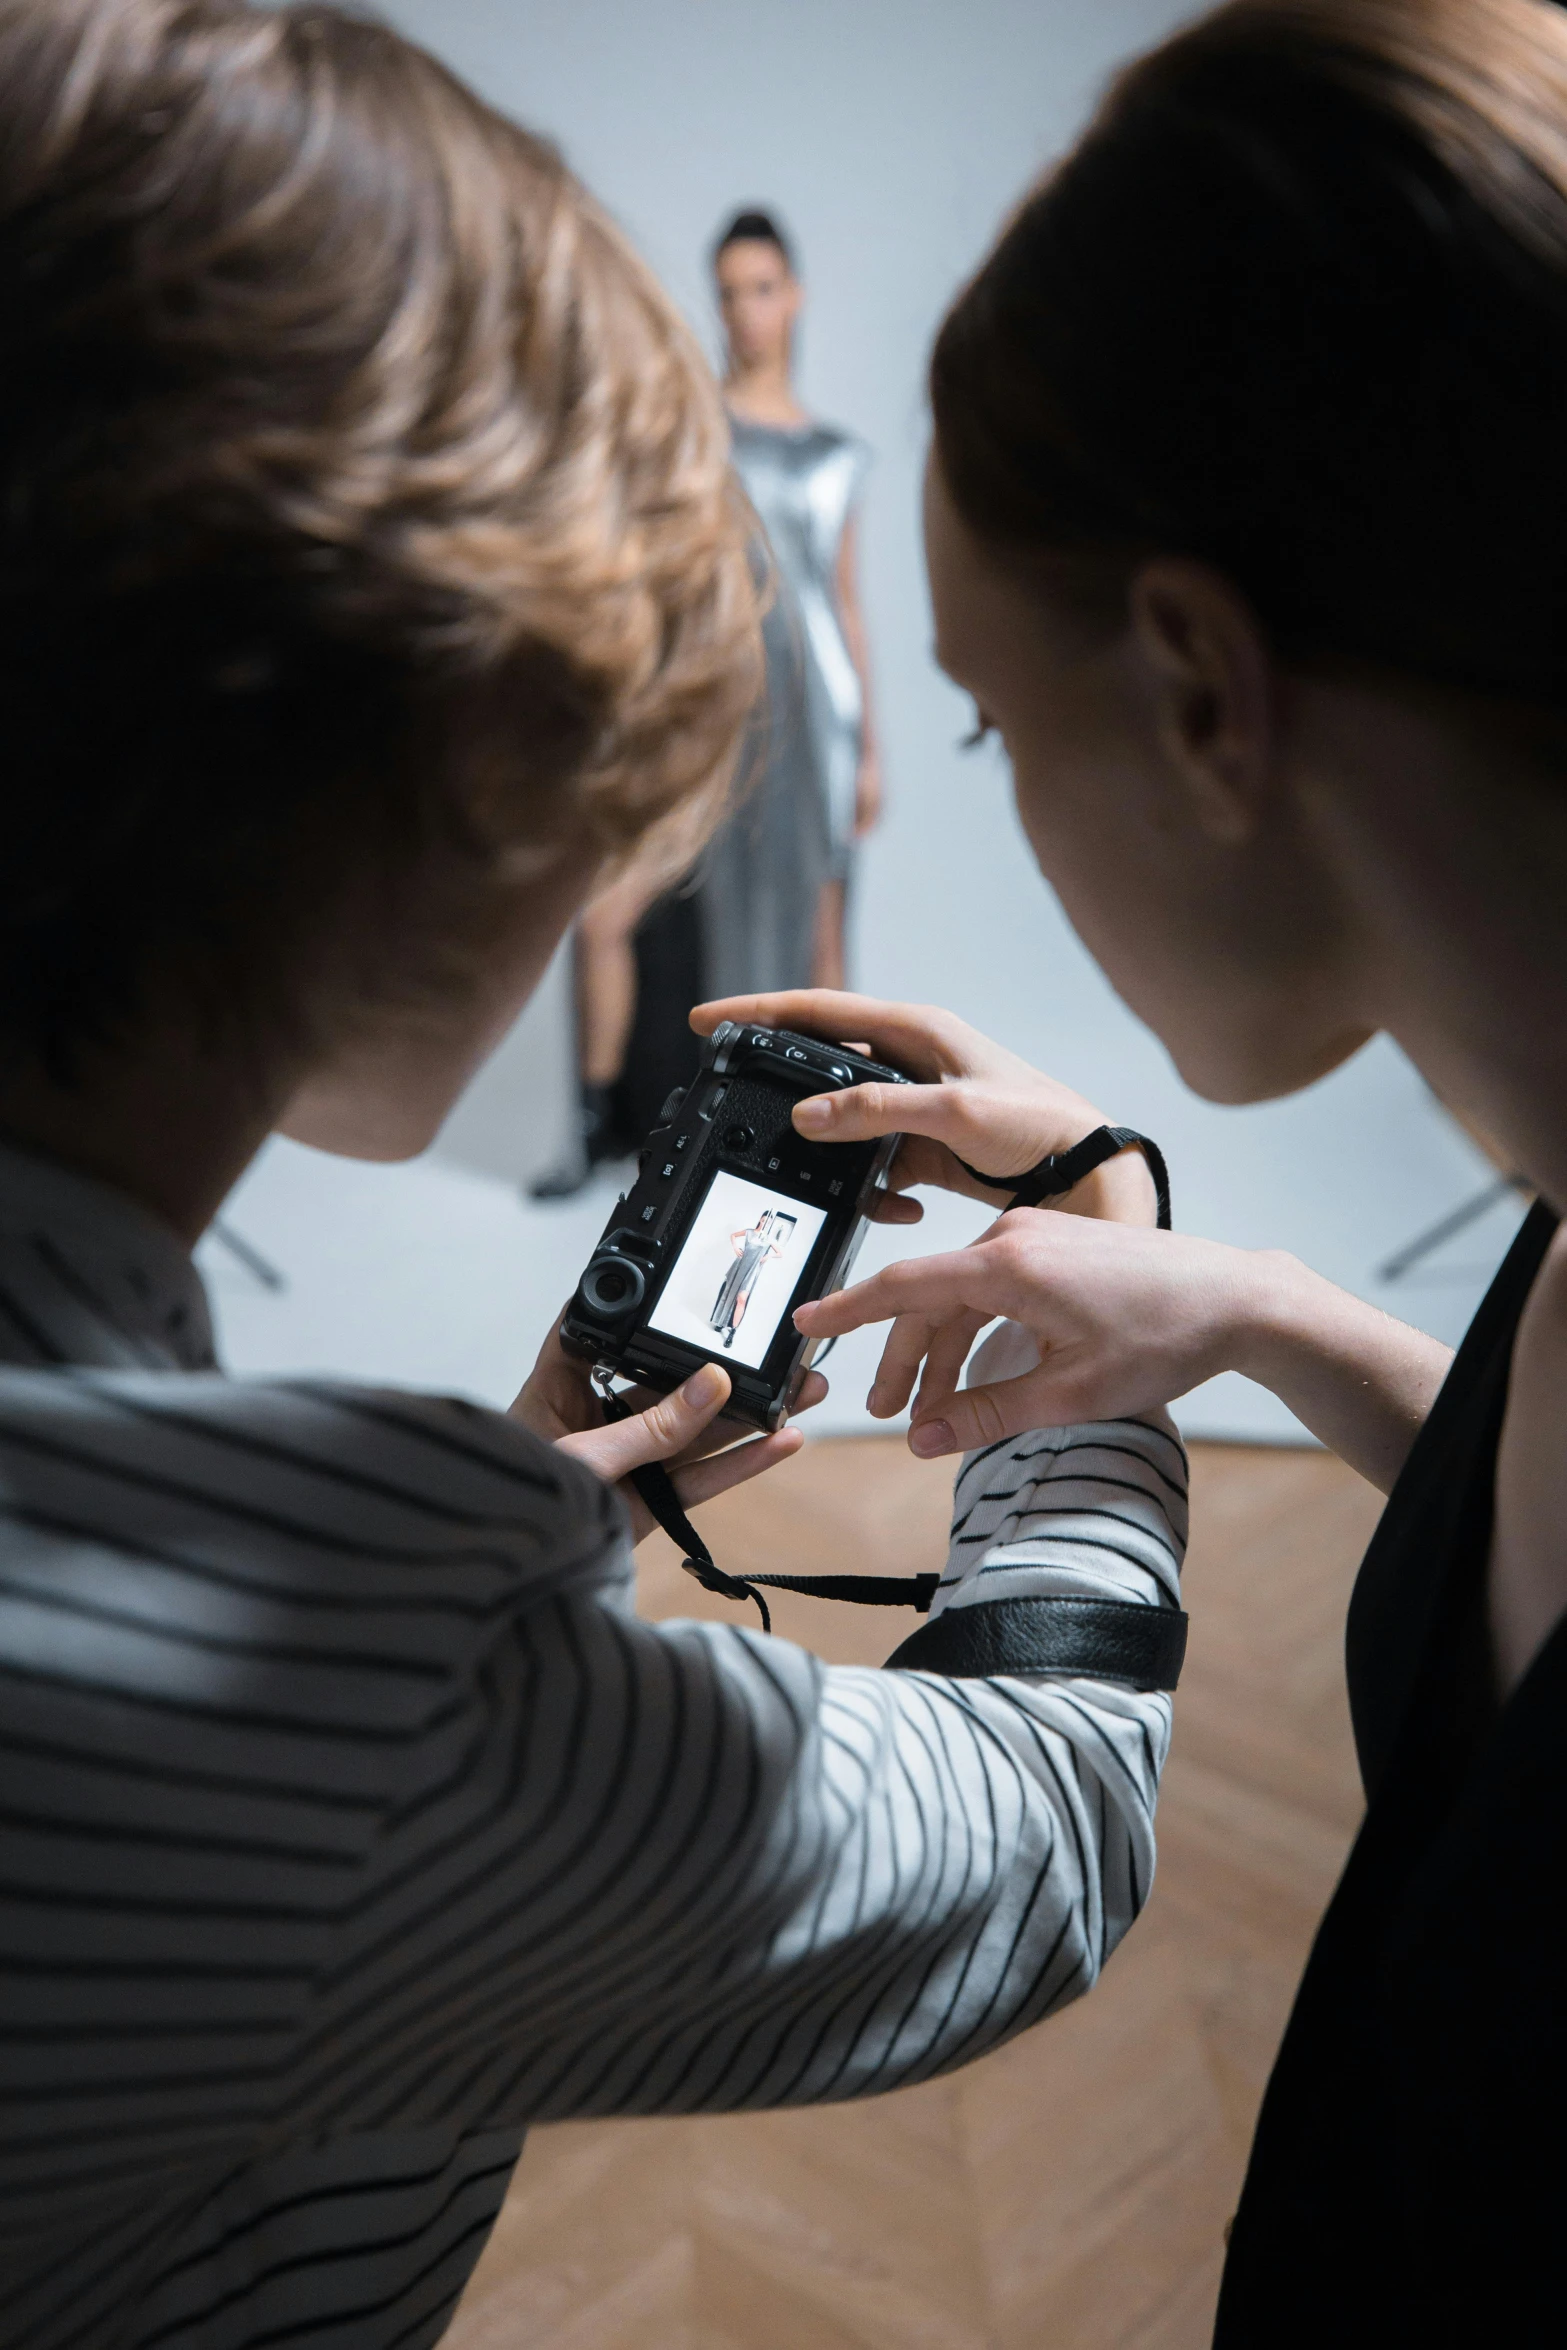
{"left": 578, "top": 1253, "right": 646, "bottom": 1319}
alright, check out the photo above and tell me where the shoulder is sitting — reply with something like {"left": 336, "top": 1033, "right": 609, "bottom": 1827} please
{"left": 0, "top": 1364, "right": 632, "bottom": 1631}
{"left": 813, "top": 422, "right": 871, "bottom": 478}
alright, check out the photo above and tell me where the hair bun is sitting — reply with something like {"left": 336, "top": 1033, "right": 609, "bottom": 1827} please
{"left": 713, "top": 208, "right": 795, "bottom": 270}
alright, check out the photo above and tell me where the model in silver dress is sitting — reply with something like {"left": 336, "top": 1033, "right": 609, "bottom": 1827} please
{"left": 701, "top": 207, "right": 881, "bottom": 999}
{"left": 709, "top": 1207, "right": 795, "bottom": 1349}
{"left": 700, "top": 414, "right": 870, "bottom": 999}
{"left": 530, "top": 209, "right": 879, "bottom": 1198}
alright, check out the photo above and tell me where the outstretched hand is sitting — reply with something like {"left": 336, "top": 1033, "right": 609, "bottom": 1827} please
{"left": 793, "top": 1211, "right": 1256, "bottom": 1458}
{"left": 691, "top": 988, "right": 1157, "bottom": 1229}
{"left": 513, "top": 1315, "right": 827, "bottom": 1542}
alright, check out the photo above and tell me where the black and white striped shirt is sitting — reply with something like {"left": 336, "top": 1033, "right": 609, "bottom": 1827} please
{"left": 0, "top": 1145, "right": 1186, "bottom": 2350}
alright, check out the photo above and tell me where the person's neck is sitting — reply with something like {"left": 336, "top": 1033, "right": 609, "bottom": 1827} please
{"left": 0, "top": 1027, "right": 292, "bottom": 1246}
{"left": 1302, "top": 682, "right": 1567, "bottom": 1215}
{"left": 724, "top": 356, "right": 808, "bottom": 429}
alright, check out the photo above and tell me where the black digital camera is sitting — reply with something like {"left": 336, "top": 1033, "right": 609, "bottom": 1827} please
{"left": 561, "top": 1022, "right": 911, "bottom": 1431}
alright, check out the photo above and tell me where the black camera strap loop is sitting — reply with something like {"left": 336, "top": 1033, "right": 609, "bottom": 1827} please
{"left": 591, "top": 1373, "right": 777, "bottom": 1628}
{"left": 626, "top": 1451, "right": 941, "bottom": 1636}
{"left": 632, "top": 1458, "right": 782, "bottom": 1630}
{"left": 957, "top": 1124, "right": 1172, "bottom": 1229}
{"left": 592, "top": 1374, "right": 1185, "bottom": 1689}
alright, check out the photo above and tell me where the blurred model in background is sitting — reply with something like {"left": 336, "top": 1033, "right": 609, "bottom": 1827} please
{"left": 532, "top": 207, "right": 879, "bottom": 1197}
{"left": 528, "top": 856, "right": 694, "bottom": 1199}
{"left": 707, "top": 206, "right": 881, "bottom": 996}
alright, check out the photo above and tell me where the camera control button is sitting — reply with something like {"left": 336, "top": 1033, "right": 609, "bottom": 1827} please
{"left": 660, "top": 1161, "right": 676, "bottom": 1180}
{"left": 673, "top": 1132, "right": 689, "bottom": 1151}
{"left": 721, "top": 1123, "right": 755, "bottom": 1154}
{"left": 767, "top": 1155, "right": 782, "bottom": 1172}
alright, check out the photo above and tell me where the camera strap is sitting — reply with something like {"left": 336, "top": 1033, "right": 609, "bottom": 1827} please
{"left": 595, "top": 1379, "right": 940, "bottom": 1635}
{"left": 956, "top": 1124, "right": 1172, "bottom": 1228}
{"left": 595, "top": 1387, "right": 1185, "bottom": 1690}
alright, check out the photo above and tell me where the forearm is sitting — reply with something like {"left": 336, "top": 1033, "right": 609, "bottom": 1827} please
{"left": 475, "top": 1407, "right": 1186, "bottom": 2120}
{"left": 1230, "top": 1249, "right": 1451, "bottom": 1492}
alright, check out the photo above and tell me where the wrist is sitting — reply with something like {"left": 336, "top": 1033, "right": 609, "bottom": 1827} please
{"left": 1058, "top": 1145, "right": 1160, "bottom": 1226}
{"left": 1227, "top": 1249, "right": 1328, "bottom": 1388}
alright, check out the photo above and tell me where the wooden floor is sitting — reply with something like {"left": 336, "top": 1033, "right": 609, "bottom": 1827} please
{"left": 446, "top": 1437, "right": 1384, "bottom": 2350}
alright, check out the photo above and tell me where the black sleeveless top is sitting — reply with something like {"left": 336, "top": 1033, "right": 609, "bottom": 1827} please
{"left": 1214, "top": 1202, "right": 1566, "bottom": 2345}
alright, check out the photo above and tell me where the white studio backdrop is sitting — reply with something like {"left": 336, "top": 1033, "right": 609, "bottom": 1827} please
{"left": 209, "top": 0, "right": 1526, "bottom": 1440}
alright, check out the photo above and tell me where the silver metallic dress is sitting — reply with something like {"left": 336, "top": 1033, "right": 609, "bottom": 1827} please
{"left": 699, "top": 415, "right": 869, "bottom": 999}
{"left": 709, "top": 1219, "right": 778, "bottom": 1347}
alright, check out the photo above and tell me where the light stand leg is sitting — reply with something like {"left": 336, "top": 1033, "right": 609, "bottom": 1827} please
{"left": 1375, "top": 1175, "right": 1524, "bottom": 1284}
{"left": 211, "top": 1219, "right": 287, "bottom": 1294}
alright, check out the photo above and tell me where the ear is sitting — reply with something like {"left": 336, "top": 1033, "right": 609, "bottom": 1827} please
{"left": 1127, "top": 560, "right": 1276, "bottom": 843}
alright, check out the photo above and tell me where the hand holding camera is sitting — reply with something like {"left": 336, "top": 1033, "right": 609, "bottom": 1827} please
{"left": 688, "top": 989, "right": 1175, "bottom": 1459}
{"left": 695, "top": 992, "right": 1446, "bottom": 1490}
{"left": 690, "top": 989, "right": 1160, "bottom": 1230}
{"left": 559, "top": 1020, "right": 914, "bottom": 1433}
{"left": 512, "top": 1322, "right": 829, "bottom": 1545}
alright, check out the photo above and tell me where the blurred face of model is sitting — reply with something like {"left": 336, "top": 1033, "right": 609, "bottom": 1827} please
{"left": 716, "top": 239, "right": 800, "bottom": 371}
{"left": 922, "top": 453, "right": 1372, "bottom": 1106}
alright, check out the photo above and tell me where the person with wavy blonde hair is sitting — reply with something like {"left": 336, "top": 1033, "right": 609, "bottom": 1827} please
{"left": 0, "top": 7, "right": 1196, "bottom": 2344}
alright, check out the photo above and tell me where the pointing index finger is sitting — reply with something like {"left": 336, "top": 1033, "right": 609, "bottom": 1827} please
{"left": 794, "top": 1247, "right": 1008, "bottom": 1337}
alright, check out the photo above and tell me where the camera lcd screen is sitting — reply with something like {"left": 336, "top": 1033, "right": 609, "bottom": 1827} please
{"left": 647, "top": 1170, "right": 828, "bottom": 1371}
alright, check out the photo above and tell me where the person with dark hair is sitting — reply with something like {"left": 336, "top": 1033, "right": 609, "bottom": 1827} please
{"left": 714, "top": 204, "right": 796, "bottom": 273}
{"left": 531, "top": 203, "right": 880, "bottom": 1197}
{"left": 699, "top": 0, "right": 1567, "bottom": 2338}
{"left": 709, "top": 205, "right": 881, "bottom": 996}
{"left": 0, "top": 6, "right": 1194, "bottom": 2342}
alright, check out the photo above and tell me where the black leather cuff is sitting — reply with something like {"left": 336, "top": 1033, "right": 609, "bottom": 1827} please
{"left": 886, "top": 1595, "right": 1187, "bottom": 1689}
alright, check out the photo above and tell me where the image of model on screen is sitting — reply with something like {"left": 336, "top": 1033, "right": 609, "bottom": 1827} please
{"left": 710, "top": 1208, "right": 798, "bottom": 1348}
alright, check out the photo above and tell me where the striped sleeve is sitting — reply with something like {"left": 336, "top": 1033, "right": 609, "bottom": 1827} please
{"left": 932, "top": 1315, "right": 1187, "bottom": 1624}
{"left": 0, "top": 1346, "right": 1184, "bottom": 2344}
{"left": 286, "top": 1327, "right": 1187, "bottom": 2129}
